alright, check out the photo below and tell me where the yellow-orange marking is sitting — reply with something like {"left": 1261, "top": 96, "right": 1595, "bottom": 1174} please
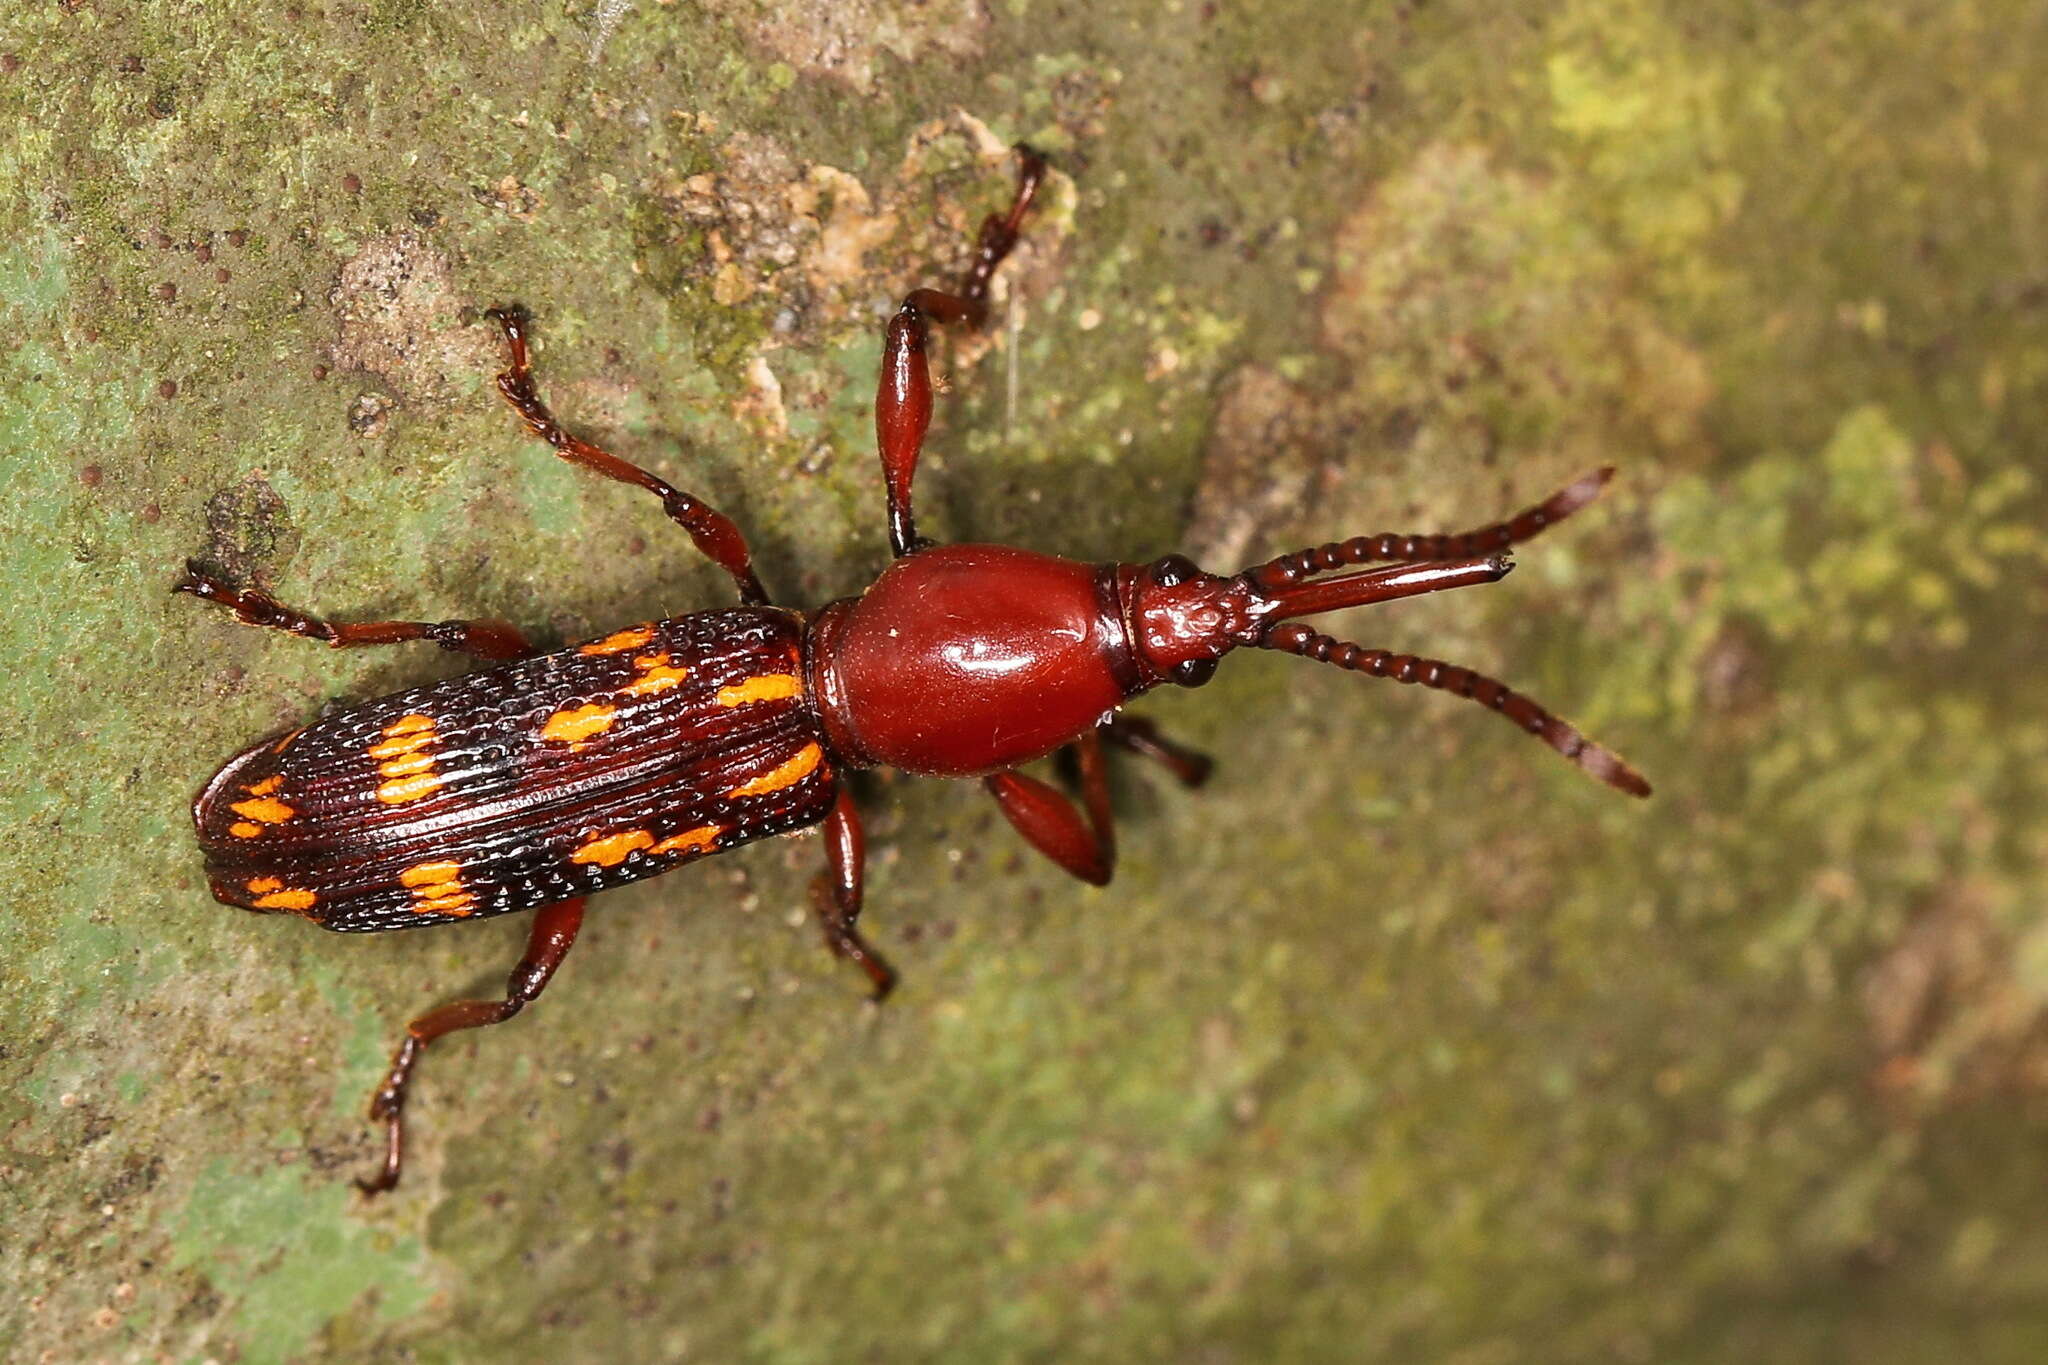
{"left": 272, "top": 727, "right": 306, "bottom": 754}
{"left": 248, "top": 775, "right": 283, "bottom": 796}
{"left": 622, "top": 651, "right": 689, "bottom": 697}
{"left": 228, "top": 795, "right": 295, "bottom": 824}
{"left": 371, "top": 714, "right": 445, "bottom": 804}
{"left": 541, "top": 703, "right": 618, "bottom": 745}
{"left": 727, "top": 743, "right": 824, "bottom": 798}
{"left": 715, "top": 674, "right": 801, "bottom": 707}
{"left": 228, "top": 821, "right": 263, "bottom": 839}
{"left": 376, "top": 772, "right": 445, "bottom": 805}
{"left": 245, "top": 877, "right": 316, "bottom": 912}
{"left": 580, "top": 625, "right": 655, "bottom": 656}
{"left": 367, "top": 731, "right": 434, "bottom": 760}
{"left": 649, "top": 825, "right": 722, "bottom": 857}
{"left": 399, "top": 861, "right": 462, "bottom": 887}
{"left": 400, "top": 860, "right": 475, "bottom": 916}
{"left": 570, "top": 828, "right": 654, "bottom": 867}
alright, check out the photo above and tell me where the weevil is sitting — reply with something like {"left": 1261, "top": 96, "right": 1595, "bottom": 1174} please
{"left": 181, "top": 147, "right": 1649, "bottom": 1194}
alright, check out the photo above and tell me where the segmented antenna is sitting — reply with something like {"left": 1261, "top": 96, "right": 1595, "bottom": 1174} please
{"left": 1249, "top": 468, "right": 1614, "bottom": 590}
{"left": 1259, "top": 622, "right": 1651, "bottom": 797}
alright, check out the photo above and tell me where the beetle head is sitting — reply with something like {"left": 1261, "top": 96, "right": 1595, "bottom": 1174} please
{"left": 1121, "top": 506, "right": 1649, "bottom": 798}
{"left": 1127, "top": 550, "right": 1515, "bottom": 690}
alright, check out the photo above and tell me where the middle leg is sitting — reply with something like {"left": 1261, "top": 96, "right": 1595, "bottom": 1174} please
{"left": 809, "top": 788, "right": 896, "bottom": 1000}
{"left": 486, "top": 306, "right": 769, "bottom": 605}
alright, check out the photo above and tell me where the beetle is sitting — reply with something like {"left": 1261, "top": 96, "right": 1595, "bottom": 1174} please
{"left": 180, "top": 146, "right": 1649, "bottom": 1194}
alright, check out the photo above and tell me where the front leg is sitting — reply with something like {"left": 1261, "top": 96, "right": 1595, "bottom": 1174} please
{"left": 984, "top": 729, "right": 1115, "bottom": 886}
{"left": 876, "top": 145, "right": 1047, "bottom": 556}
{"left": 1101, "top": 715, "right": 1213, "bottom": 789}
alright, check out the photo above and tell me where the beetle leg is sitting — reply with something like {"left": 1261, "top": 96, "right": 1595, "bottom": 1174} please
{"left": 356, "top": 896, "right": 587, "bottom": 1196}
{"left": 1100, "top": 715, "right": 1213, "bottom": 789}
{"left": 809, "top": 788, "right": 896, "bottom": 1000}
{"left": 485, "top": 306, "right": 770, "bottom": 606}
{"left": 877, "top": 145, "right": 1048, "bottom": 557}
{"left": 173, "top": 562, "right": 535, "bottom": 661}
{"left": 985, "top": 728, "right": 1115, "bottom": 886}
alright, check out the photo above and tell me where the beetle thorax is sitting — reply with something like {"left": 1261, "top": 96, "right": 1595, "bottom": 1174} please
{"left": 808, "top": 544, "right": 1142, "bottom": 778}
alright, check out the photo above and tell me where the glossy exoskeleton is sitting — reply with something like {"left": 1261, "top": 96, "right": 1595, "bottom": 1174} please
{"left": 182, "top": 147, "right": 1649, "bottom": 1194}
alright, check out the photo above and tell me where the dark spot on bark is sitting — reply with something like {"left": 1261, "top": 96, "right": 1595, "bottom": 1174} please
{"left": 195, "top": 472, "right": 300, "bottom": 588}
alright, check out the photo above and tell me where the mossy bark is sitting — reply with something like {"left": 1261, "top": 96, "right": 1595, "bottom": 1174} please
{"left": 5, "top": 2, "right": 2047, "bottom": 1361}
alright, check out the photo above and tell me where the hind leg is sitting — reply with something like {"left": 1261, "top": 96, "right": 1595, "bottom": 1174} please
{"left": 174, "top": 562, "right": 535, "bottom": 661}
{"left": 356, "top": 896, "right": 587, "bottom": 1195}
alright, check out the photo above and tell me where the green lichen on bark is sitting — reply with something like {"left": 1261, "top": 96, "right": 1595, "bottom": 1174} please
{"left": 4, "top": 1, "right": 2046, "bottom": 1362}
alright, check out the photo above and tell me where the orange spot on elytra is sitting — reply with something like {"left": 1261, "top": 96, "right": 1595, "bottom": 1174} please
{"left": 248, "top": 775, "right": 283, "bottom": 796}
{"left": 715, "top": 673, "right": 801, "bottom": 707}
{"left": 370, "top": 715, "right": 442, "bottom": 796}
{"left": 727, "top": 743, "right": 824, "bottom": 798}
{"left": 580, "top": 625, "right": 655, "bottom": 655}
{"left": 622, "top": 651, "right": 689, "bottom": 697}
{"left": 229, "top": 821, "right": 263, "bottom": 839}
{"left": 273, "top": 727, "right": 306, "bottom": 754}
{"left": 570, "top": 828, "right": 654, "bottom": 867}
{"left": 400, "top": 861, "right": 462, "bottom": 888}
{"left": 376, "top": 772, "right": 445, "bottom": 805}
{"left": 649, "top": 825, "right": 722, "bottom": 856}
{"left": 367, "top": 730, "right": 435, "bottom": 760}
{"left": 228, "top": 796, "right": 295, "bottom": 824}
{"left": 541, "top": 703, "right": 618, "bottom": 745}
{"left": 246, "top": 877, "right": 316, "bottom": 912}
{"left": 400, "top": 860, "right": 473, "bottom": 915}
